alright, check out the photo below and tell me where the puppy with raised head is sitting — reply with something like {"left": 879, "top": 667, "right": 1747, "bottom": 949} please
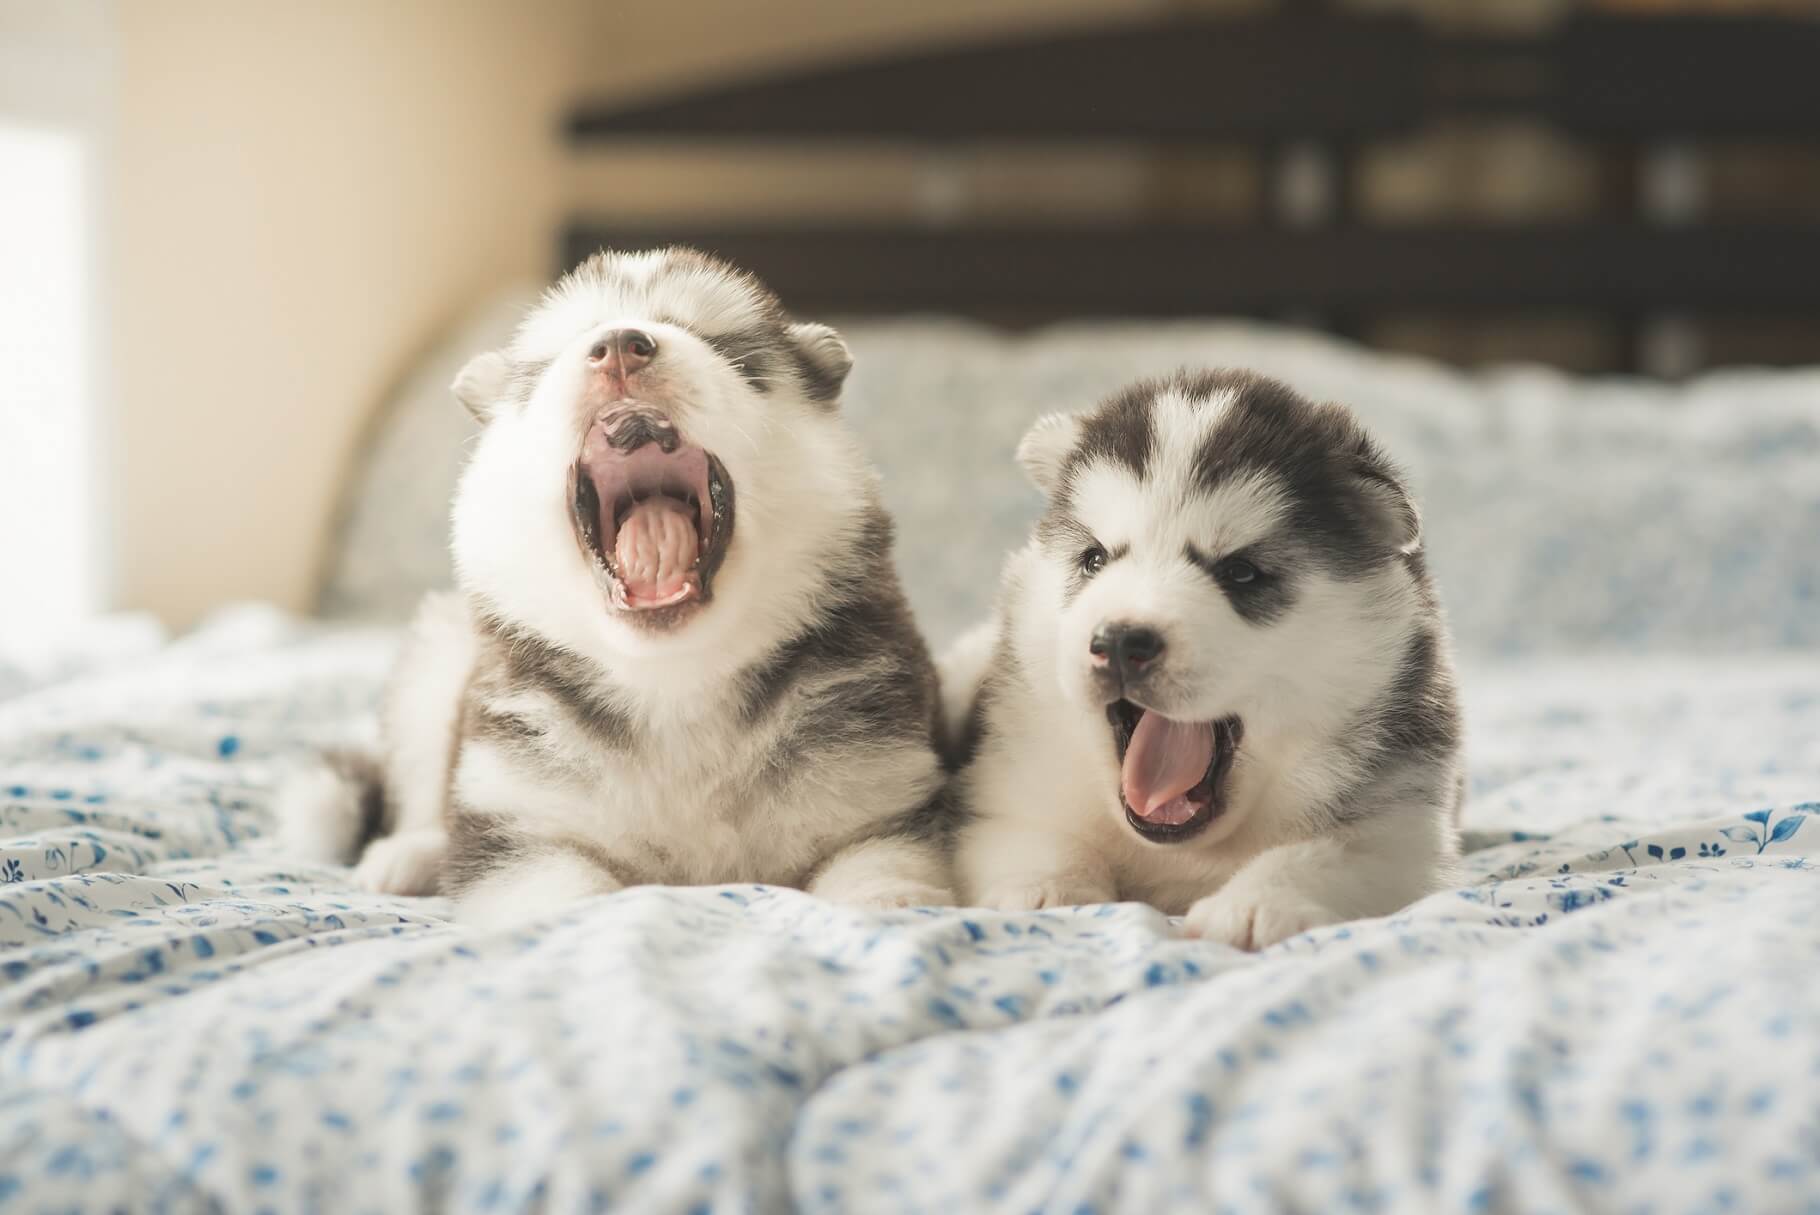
{"left": 282, "top": 248, "right": 953, "bottom": 924}
{"left": 949, "top": 370, "right": 1462, "bottom": 950}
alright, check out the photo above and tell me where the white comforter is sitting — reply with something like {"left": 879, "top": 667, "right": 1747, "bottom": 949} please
{"left": 3, "top": 610, "right": 1818, "bottom": 1213}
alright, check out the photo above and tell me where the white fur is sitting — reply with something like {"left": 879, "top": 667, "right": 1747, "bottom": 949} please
{"left": 935, "top": 620, "right": 997, "bottom": 757}
{"left": 1015, "top": 411, "right": 1083, "bottom": 493}
{"left": 955, "top": 811, "right": 1117, "bottom": 910}
{"left": 451, "top": 351, "right": 511, "bottom": 419}
{"left": 787, "top": 321, "right": 852, "bottom": 384}
{"left": 274, "top": 767, "right": 368, "bottom": 863}
{"left": 1182, "top": 807, "right": 1457, "bottom": 949}
{"left": 452, "top": 314, "right": 876, "bottom": 699}
{"left": 450, "top": 703, "right": 944, "bottom": 892}
{"left": 510, "top": 251, "right": 773, "bottom": 366}
{"left": 354, "top": 830, "right": 448, "bottom": 897}
{"left": 957, "top": 394, "right": 1457, "bottom": 949}
{"left": 353, "top": 591, "right": 477, "bottom": 896}
{"left": 432, "top": 251, "right": 949, "bottom": 919}
{"left": 274, "top": 593, "right": 473, "bottom": 896}
{"left": 280, "top": 253, "right": 948, "bottom": 917}
{"left": 809, "top": 836, "right": 956, "bottom": 910}
{"left": 457, "top": 850, "right": 623, "bottom": 931}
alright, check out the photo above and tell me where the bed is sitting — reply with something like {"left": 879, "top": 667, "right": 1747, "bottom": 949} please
{"left": 4, "top": 621, "right": 1820, "bottom": 1212}
{"left": 7, "top": 314, "right": 1820, "bottom": 1211}
{"left": 8, "top": 9, "right": 1820, "bottom": 1213}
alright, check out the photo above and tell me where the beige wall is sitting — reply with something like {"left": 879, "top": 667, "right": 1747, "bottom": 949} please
{"left": 110, "top": 0, "right": 1148, "bottom": 627}
{"left": 113, "top": 1, "right": 592, "bottom": 626}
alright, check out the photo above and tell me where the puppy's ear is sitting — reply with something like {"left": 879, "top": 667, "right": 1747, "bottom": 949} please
{"left": 451, "top": 351, "right": 512, "bottom": 421}
{"left": 1351, "top": 438, "right": 1422, "bottom": 555}
{"left": 787, "top": 322, "right": 852, "bottom": 404}
{"left": 1016, "top": 411, "right": 1083, "bottom": 496}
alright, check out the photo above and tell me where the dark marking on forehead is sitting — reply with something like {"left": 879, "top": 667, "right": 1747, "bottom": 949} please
{"left": 1187, "top": 369, "right": 1328, "bottom": 493}
{"left": 1183, "top": 369, "right": 1415, "bottom": 579}
{"left": 1034, "top": 511, "right": 1090, "bottom": 552}
{"left": 646, "top": 245, "right": 785, "bottom": 313}
{"left": 1065, "top": 381, "right": 1155, "bottom": 487}
{"left": 701, "top": 327, "right": 784, "bottom": 395}
{"left": 1033, "top": 514, "right": 1100, "bottom": 607}
{"left": 573, "top": 246, "right": 846, "bottom": 404}
{"left": 646, "top": 245, "right": 787, "bottom": 396}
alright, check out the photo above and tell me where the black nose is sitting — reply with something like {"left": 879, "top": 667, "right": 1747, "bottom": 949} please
{"left": 1089, "top": 624, "right": 1165, "bottom": 681}
{"left": 588, "top": 328, "right": 659, "bottom": 373}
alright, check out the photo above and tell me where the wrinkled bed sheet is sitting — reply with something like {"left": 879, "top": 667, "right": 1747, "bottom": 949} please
{"left": 3, "top": 609, "right": 1818, "bottom": 1214}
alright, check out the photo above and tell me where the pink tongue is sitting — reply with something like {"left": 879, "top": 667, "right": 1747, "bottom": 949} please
{"left": 613, "top": 497, "right": 699, "bottom": 604}
{"left": 1121, "top": 713, "right": 1216, "bottom": 825}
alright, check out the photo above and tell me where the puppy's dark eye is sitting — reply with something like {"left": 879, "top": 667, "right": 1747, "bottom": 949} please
{"left": 1215, "top": 557, "right": 1259, "bottom": 586}
{"left": 1078, "top": 545, "right": 1108, "bottom": 576}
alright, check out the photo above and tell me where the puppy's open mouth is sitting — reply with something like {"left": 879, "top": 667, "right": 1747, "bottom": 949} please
{"left": 1107, "top": 701, "right": 1242, "bottom": 844}
{"left": 569, "top": 408, "right": 734, "bottom": 618}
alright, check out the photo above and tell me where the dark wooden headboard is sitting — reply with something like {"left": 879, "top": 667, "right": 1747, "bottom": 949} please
{"left": 561, "top": 8, "right": 1820, "bottom": 371}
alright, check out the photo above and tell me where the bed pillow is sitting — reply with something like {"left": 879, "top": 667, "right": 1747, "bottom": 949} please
{"left": 319, "top": 298, "right": 1820, "bottom": 657}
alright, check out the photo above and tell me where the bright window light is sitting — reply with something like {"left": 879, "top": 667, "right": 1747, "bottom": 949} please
{"left": 0, "top": 121, "right": 97, "bottom": 633}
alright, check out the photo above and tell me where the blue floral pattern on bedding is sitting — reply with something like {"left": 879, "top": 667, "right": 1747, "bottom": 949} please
{"left": 4, "top": 609, "right": 1820, "bottom": 1213}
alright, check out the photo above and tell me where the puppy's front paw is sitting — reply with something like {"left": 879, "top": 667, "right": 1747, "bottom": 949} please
{"left": 818, "top": 875, "right": 955, "bottom": 911}
{"left": 975, "top": 879, "right": 1115, "bottom": 912}
{"left": 1182, "top": 886, "right": 1339, "bottom": 950}
{"left": 808, "top": 837, "right": 954, "bottom": 911}
{"left": 354, "top": 830, "right": 446, "bottom": 896}
{"left": 811, "top": 858, "right": 953, "bottom": 905}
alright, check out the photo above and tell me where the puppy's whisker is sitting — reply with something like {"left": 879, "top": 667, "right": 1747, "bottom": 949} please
{"left": 723, "top": 415, "right": 761, "bottom": 456}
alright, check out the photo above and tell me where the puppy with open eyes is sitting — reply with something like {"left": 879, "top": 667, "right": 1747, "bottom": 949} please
{"left": 281, "top": 247, "right": 955, "bottom": 924}
{"left": 946, "top": 370, "right": 1463, "bottom": 950}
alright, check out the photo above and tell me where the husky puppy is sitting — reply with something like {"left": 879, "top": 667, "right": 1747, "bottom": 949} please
{"left": 282, "top": 248, "right": 954, "bottom": 925}
{"left": 949, "top": 370, "right": 1462, "bottom": 950}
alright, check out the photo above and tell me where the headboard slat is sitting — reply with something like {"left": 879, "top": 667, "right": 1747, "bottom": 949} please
{"left": 562, "top": 223, "right": 1820, "bottom": 320}
{"left": 569, "top": 15, "right": 1820, "bottom": 144}
{"left": 562, "top": 11, "right": 1820, "bottom": 369}
{"left": 570, "top": 14, "right": 1427, "bottom": 142}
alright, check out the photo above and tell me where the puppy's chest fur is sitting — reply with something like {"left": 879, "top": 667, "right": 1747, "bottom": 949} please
{"left": 450, "top": 612, "right": 940, "bottom": 888}
{"left": 975, "top": 699, "right": 1261, "bottom": 910}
